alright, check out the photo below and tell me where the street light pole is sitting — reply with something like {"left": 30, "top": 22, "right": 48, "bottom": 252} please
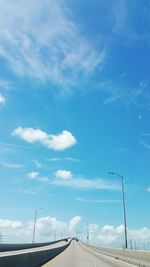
{"left": 32, "top": 208, "right": 42, "bottom": 244}
{"left": 32, "top": 209, "right": 37, "bottom": 244}
{"left": 84, "top": 220, "right": 89, "bottom": 244}
{"left": 109, "top": 171, "right": 128, "bottom": 249}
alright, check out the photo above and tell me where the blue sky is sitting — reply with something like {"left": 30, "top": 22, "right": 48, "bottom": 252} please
{"left": 0, "top": 0, "right": 150, "bottom": 247}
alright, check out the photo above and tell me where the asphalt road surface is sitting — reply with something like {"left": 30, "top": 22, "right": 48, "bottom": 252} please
{"left": 42, "top": 240, "right": 136, "bottom": 267}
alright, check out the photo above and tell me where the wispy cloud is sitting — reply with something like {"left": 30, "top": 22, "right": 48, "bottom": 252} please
{"left": 113, "top": 0, "right": 128, "bottom": 35}
{"left": 113, "top": 147, "right": 131, "bottom": 153}
{"left": 75, "top": 197, "right": 121, "bottom": 203}
{"left": 1, "top": 162, "right": 23, "bottom": 169}
{"left": 103, "top": 94, "right": 124, "bottom": 105}
{"left": 98, "top": 80, "right": 127, "bottom": 106}
{"left": 139, "top": 140, "right": 150, "bottom": 150}
{"left": 0, "top": 0, "right": 105, "bottom": 88}
{"left": 0, "top": 142, "right": 34, "bottom": 150}
{"left": 33, "top": 160, "right": 42, "bottom": 168}
{"left": 35, "top": 169, "right": 120, "bottom": 190}
{"left": 113, "top": 0, "right": 150, "bottom": 46}
{"left": 18, "top": 189, "right": 39, "bottom": 195}
{"left": 0, "top": 79, "right": 12, "bottom": 90}
{"left": 12, "top": 127, "right": 77, "bottom": 151}
{"left": 51, "top": 169, "right": 120, "bottom": 191}
{"left": 139, "top": 134, "right": 150, "bottom": 150}
{"left": 100, "top": 80, "right": 150, "bottom": 110}
{"left": 40, "top": 177, "right": 49, "bottom": 183}
{"left": 47, "top": 157, "right": 80, "bottom": 162}
{"left": 128, "top": 81, "right": 150, "bottom": 108}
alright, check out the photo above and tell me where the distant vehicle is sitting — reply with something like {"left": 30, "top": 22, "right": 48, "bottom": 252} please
{"left": 72, "top": 237, "right": 78, "bottom": 241}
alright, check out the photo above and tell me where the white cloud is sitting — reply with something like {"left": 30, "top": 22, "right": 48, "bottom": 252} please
{"left": 0, "top": 94, "right": 6, "bottom": 105}
{"left": 88, "top": 224, "right": 150, "bottom": 248}
{"left": 0, "top": 0, "right": 105, "bottom": 87}
{"left": 52, "top": 170, "right": 120, "bottom": 191}
{"left": 96, "top": 225, "right": 124, "bottom": 244}
{"left": 55, "top": 169, "right": 72, "bottom": 180}
{"left": 25, "top": 169, "right": 120, "bottom": 191}
{"left": 12, "top": 127, "right": 47, "bottom": 143}
{"left": 0, "top": 216, "right": 150, "bottom": 249}
{"left": 69, "top": 216, "right": 81, "bottom": 235}
{"left": 48, "top": 131, "right": 77, "bottom": 150}
{"left": 0, "top": 219, "right": 23, "bottom": 230}
{"left": 129, "top": 228, "right": 150, "bottom": 245}
{"left": 27, "top": 171, "right": 39, "bottom": 179}
{"left": 0, "top": 216, "right": 81, "bottom": 243}
{"left": 147, "top": 188, "right": 150, "bottom": 192}
{"left": 26, "top": 171, "right": 50, "bottom": 183}
{"left": 12, "top": 127, "right": 77, "bottom": 151}
{"left": 25, "top": 216, "right": 81, "bottom": 242}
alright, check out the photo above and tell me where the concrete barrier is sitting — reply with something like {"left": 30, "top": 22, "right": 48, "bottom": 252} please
{"left": 88, "top": 245, "right": 150, "bottom": 266}
{"left": 0, "top": 238, "right": 68, "bottom": 252}
{"left": 0, "top": 241, "right": 71, "bottom": 267}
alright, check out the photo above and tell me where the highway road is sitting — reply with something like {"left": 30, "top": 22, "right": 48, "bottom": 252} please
{"left": 43, "top": 240, "right": 136, "bottom": 267}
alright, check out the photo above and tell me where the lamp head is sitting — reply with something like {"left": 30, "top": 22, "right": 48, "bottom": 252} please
{"left": 108, "top": 171, "right": 115, "bottom": 175}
